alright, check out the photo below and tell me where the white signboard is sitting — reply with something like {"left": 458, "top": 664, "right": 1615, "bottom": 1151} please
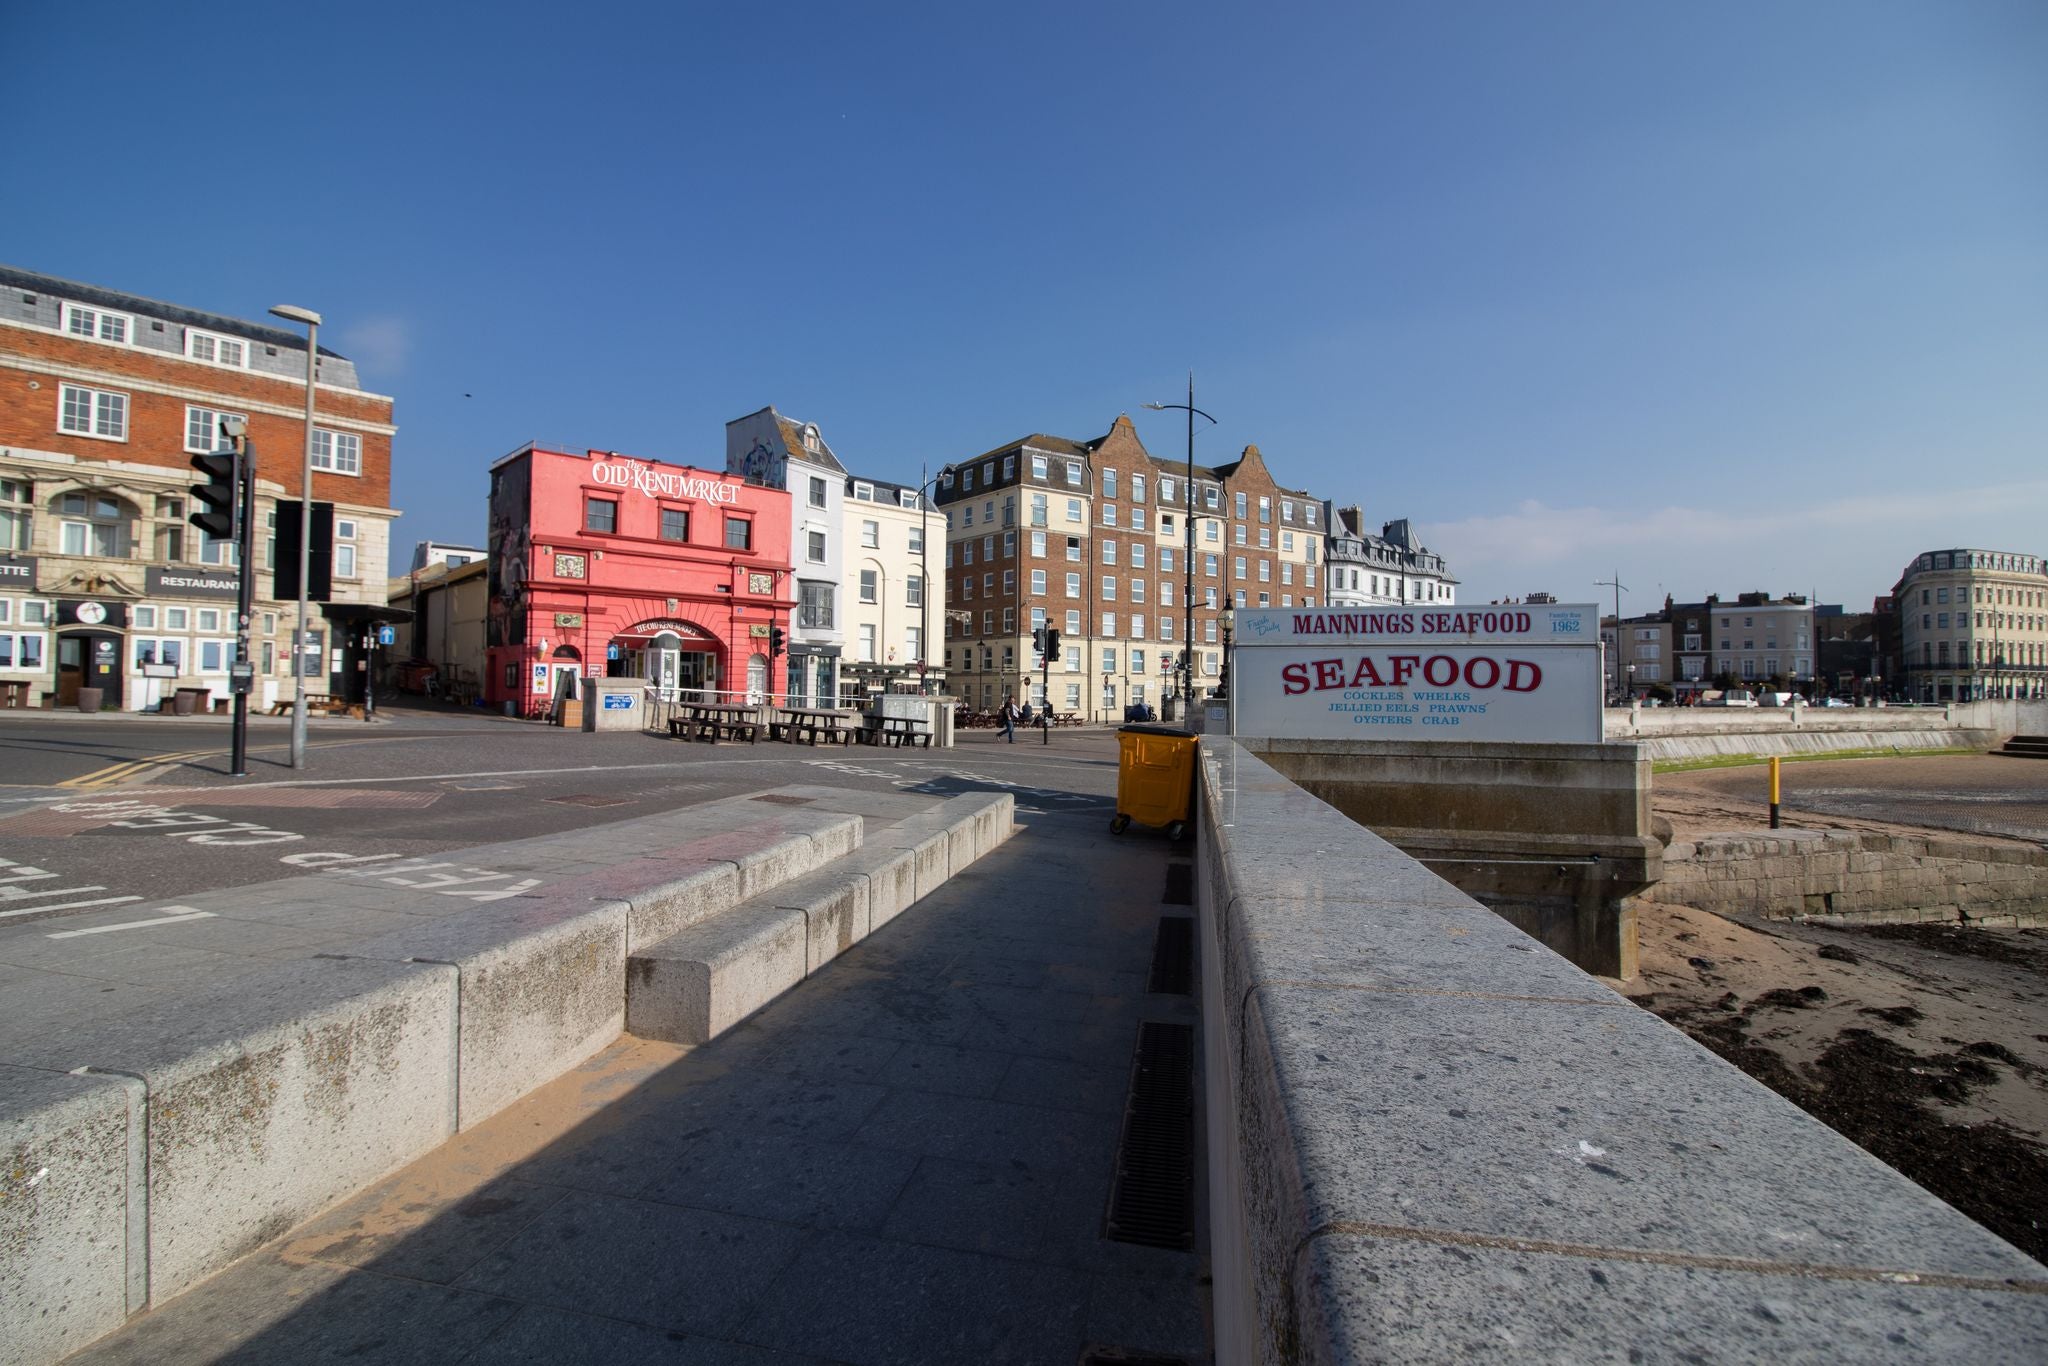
{"left": 1230, "top": 604, "right": 1603, "bottom": 743}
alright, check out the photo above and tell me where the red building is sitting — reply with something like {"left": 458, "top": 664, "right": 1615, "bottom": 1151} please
{"left": 485, "top": 445, "right": 793, "bottom": 712}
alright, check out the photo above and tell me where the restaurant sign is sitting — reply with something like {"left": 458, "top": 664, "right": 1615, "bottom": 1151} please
{"left": 587, "top": 454, "right": 741, "bottom": 504}
{"left": 147, "top": 566, "right": 239, "bottom": 600}
{"left": 1229, "top": 605, "right": 1603, "bottom": 743}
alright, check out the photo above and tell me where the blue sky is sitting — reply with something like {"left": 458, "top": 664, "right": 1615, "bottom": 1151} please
{"left": 7, "top": 1, "right": 2043, "bottom": 613}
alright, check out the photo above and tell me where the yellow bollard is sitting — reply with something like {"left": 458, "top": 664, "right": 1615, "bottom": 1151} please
{"left": 1769, "top": 756, "right": 1781, "bottom": 829}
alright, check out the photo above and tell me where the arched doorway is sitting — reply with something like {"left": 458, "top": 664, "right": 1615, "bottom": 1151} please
{"left": 746, "top": 652, "right": 767, "bottom": 705}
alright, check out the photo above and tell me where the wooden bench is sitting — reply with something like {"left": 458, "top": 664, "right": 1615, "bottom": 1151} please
{"left": 266, "top": 693, "right": 332, "bottom": 716}
{"left": 770, "top": 708, "right": 854, "bottom": 746}
{"left": 874, "top": 715, "right": 933, "bottom": 748}
{"left": 668, "top": 703, "right": 761, "bottom": 744}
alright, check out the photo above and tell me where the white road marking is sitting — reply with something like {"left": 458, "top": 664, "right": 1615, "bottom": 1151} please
{"left": 0, "top": 895, "right": 142, "bottom": 921}
{"left": 47, "top": 906, "right": 216, "bottom": 938}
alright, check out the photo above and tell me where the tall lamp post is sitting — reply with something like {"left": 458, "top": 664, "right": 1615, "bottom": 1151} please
{"left": 270, "top": 303, "right": 322, "bottom": 770}
{"left": 1143, "top": 374, "right": 1215, "bottom": 722}
{"left": 916, "top": 463, "right": 952, "bottom": 696}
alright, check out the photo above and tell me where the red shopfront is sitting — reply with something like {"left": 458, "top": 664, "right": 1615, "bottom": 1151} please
{"left": 485, "top": 445, "right": 793, "bottom": 713}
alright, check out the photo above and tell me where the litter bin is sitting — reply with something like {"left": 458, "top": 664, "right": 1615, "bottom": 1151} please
{"left": 1110, "top": 723, "right": 1198, "bottom": 841}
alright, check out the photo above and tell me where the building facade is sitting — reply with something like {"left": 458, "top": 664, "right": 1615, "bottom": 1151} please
{"left": 0, "top": 265, "right": 396, "bottom": 711}
{"left": 1322, "top": 507, "right": 1458, "bottom": 607}
{"left": 483, "top": 445, "right": 792, "bottom": 713}
{"left": 840, "top": 472, "right": 939, "bottom": 699}
{"left": 1600, "top": 612, "right": 1673, "bottom": 700}
{"left": 725, "top": 407, "right": 847, "bottom": 707}
{"left": 934, "top": 415, "right": 1327, "bottom": 719}
{"left": 1894, "top": 547, "right": 2048, "bottom": 701}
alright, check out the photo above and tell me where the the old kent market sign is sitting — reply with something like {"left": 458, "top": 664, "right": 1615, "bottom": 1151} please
{"left": 587, "top": 453, "right": 741, "bottom": 504}
{"left": 1229, "top": 605, "right": 1603, "bottom": 743}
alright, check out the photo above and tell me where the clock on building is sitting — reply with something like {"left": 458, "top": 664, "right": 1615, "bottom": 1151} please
{"left": 554, "top": 553, "right": 587, "bottom": 579}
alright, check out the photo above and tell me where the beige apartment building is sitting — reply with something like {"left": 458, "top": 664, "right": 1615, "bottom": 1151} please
{"left": 1895, "top": 547, "right": 2048, "bottom": 701}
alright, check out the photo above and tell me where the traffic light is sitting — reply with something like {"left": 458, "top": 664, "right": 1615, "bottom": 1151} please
{"left": 1044, "top": 629, "right": 1061, "bottom": 660}
{"left": 768, "top": 625, "right": 786, "bottom": 658}
{"left": 1032, "top": 627, "right": 1046, "bottom": 656}
{"left": 272, "top": 501, "right": 335, "bottom": 603}
{"left": 189, "top": 448, "right": 239, "bottom": 541}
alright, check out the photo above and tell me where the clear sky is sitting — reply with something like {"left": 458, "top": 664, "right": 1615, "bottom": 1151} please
{"left": 7, "top": 1, "right": 2043, "bottom": 614}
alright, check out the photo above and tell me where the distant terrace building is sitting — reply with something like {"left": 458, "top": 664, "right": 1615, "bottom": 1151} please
{"left": 409, "top": 539, "right": 484, "bottom": 573}
{"left": 1322, "top": 506, "right": 1458, "bottom": 607}
{"left": 1893, "top": 547, "right": 2048, "bottom": 702}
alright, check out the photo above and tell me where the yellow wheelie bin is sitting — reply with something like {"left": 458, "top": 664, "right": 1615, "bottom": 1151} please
{"left": 1111, "top": 723, "right": 1198, "bottom": 841}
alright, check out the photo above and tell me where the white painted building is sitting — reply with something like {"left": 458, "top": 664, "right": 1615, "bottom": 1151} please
{"left": 840, "top": 473, "right": 941, "bottom": 697}
{"left": 1321, "top": 506, "right": 1458, "bottom": 607}
{"left": 726, "top": 406, "right": 845, "bottom": 706}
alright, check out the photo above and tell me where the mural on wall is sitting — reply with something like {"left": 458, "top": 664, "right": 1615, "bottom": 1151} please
{"left": 486, "top": 458, "right": 532, "bottom": 649}
{"left": 734, "top": 437, "right": 784, "bottom": 490}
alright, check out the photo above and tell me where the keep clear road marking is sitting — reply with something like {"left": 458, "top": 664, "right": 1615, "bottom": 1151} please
{"left": 46, "top": 905, "right": 216, "bottom": 939}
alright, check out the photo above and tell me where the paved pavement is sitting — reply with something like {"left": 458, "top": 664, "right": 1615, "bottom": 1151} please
{"left": 57, "top": 802, "right": 1209, "bottom": 1366}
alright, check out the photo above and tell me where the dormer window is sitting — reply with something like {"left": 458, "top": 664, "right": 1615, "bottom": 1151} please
{"left": 185, "top": 329, "right": 248, "bottom": 368}
{"left": 62, "top": 302, "right": 131, "bottom": 345}
{"left": 803, "top": 425, "right": 821, "bottom": 453}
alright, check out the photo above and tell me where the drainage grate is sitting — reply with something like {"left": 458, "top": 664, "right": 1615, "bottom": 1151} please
{"left": 1104, "top": 1021, "right": 1196, "bottom": 1250}
{"left": 1162, "top": 861, "right": 1193, "bottom": 906}
{"left": 1147, "top": 916, "right": 1194, "bottom": 996}
{"left": 751, "top": 794, "right": 814, "bottom": 806}
{"left": 543, "top": 793, "right": 629, "bottom": 808}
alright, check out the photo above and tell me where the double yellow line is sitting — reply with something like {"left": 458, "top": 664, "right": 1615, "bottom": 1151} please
{"left": 57, "top": 747, "right": 224, "bottom": 791}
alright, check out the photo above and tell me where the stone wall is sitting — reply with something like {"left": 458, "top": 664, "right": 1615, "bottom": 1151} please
{"left": 1658, "top": 829, "right": 2048, "bottom": 927}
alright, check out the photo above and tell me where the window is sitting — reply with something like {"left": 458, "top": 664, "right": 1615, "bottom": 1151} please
{"left": 1206, "top": 521, "right": 1219, "bottom": 543}
{"left": 1066, "top": 461, "right": 1083, "bottom": 486}
{"left": 858, "top": 624, "right": 877, "bottom": 662}
{"left": 859, "top": 569, "right": 877, "bottom": 604}
{"left": 1031, "top": 569, "right": 1047, "bottom": 594}
{"left": 1066, "top": 537, "right": 1081, "bottom": 562}
{"left": 1066, "top": 610, "right": 1081, "bottom": 635}
{"left": 1131, "top": 474, "right": 1145, "bottom": 503}
{"left": 1235, "top": 492, "right": 1248, "bottom": 519}
{"left": 1101, "top": 575, "right": 1117, "bottom": 600}
{"left": 1133, "top": 650, "right": 1147, "bottom": 674}
{"left": 0, "top": 478, "right": 30, "bottom": 552}
{"left": 1064, "top": 646, "right": 1081, "bottom": 673}
{"left": 1259, "top": 496, "right": 1271, "bottom": 524}
{"left": 1258, "top": 528, "right": 1271, "bottom": 549}
{"left": 185, "top": 406, "right": 247, "bottom": 453}
{"left": 1067, "top": 499, "right": 1082, "bottom": 524}
{"left": 185, "top": 329, "right": 247, "bottom": 367}
{"left": 1066, "top": 573, "right": 1080, "bottom": 598}
{"left": 1234, "top": 524, "right": 1247, "bottom": 546}
{"left": 1102, "top": 613, "right": 1118, "bottom": 637}
{"left": 962, "top": 542, "right": 975, "bottom": 567}
{"left": 62, "top": 302, "right": 130, "bottom": 344}
{"left": 334, "top": 518, "right": 357, "bottom": 578}
{"left": 906, "top": 626, "right": 923, "bottom": 662}
{"left": 1131, "top": 579, "right": 1146, "bottom": 603}
{"left": 654, "top": 507, "right": 689, "bottom": 542}
{"left": 585, "top": 498, "right": 618, "bottom": 534}
{"left": 983, "top": 534, "right": 995, "bottom": 561}
{"left": 59, "top": 384, "right": 128, "bottom": 440}
{"left": 807, "top": 530, "right": 827, "bottom": 562}
{"left": 861, "top": 520, "right": 879, "bottom": 549}
{"left": 1102, "top": 541, "right": 1118, "bottom": 565}
{"left": 1030, "top": 453, "right": 1048, "bottom": 479}
{"left": 1031, "top": 530, "right": 1046, "bottom": 557}
{"left": 725, "top": 516, "right": 752, "bottom": 551}
{"left": 1030, "top": 493, "right": 1048, "bottom": 527}
{"left": 962, "top": 468, "right": 975, "bottom": 493}
{"left": 1258, "top": 560, "right": 1271, "bottom": 582}
{"left": 1157, "top": 547, "right": 1173, "bottom": 574}
{"left": 1234, "top": 556, "right": 1247, "bottom": 580}
{"left": 1003, "top": 569, "right": 1015, "bottom": 594}
{"left": 1102, "top": 469, "right": 1118, "bottom": 499}
{"left": 907, "top": 575, "right": 924, "bottom": 607}
{"left": 1130, "top": 543, "right": 1146, "bottom": 569}
{"left": 58, "top": 492, "right": 128, "bottom": 558}
{"left": 0, "top": 631, "right": 45, "bottom": 670}
{"left": 908, "top": 523, "right": 923, "bottom": 554}
{"left": 1205, "top": 554, "right": 1218, "bottom": 577}
{"left": 1100, "top": 504, "right": 1118, "bottom": 528}
{"left": 310, "top": 428, "right": 362, "bottom": 475}
{"left": 799, "top": 580, "right": 835, "bottom": 628}
{"left": 1103, "top": 646, "right": 1119, "bottom": 672}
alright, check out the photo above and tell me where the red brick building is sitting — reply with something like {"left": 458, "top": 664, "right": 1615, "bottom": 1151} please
{"left": 0, "top": 265, "right": 396, "bottom": 710}
{"left": 484, "top": 445, "right": 794, "bottom": 712}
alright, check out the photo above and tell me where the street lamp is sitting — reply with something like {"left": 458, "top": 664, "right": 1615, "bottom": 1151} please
{"left": 270, "top": 303, "right": 322, "bottom": 771}
{"left": 1143, "top": 374, "right": 1216, "bottom": 724}
{"left": 916, "top": 463, "right": 952, "bottom": 696}
{"left": 1625, "top": 662, "right": 1636, "bottom": 702}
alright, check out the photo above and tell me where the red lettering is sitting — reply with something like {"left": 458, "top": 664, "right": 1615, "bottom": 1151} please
{"left": 1423, "top": 655, "right": 1459, "bottom": 685}
{"left": 1281, "top": 663, "right": 1310, "bottom": 694}
{"left": 1506, "top": 659, "right": 1543, "bottom": 692}
{"left": 1348, "top": 656, "right": 1385, "bottom": 687}
{"left": 1464, "top": 656, "right": 1501, "bottom": 689}
{"left": 1390, "top": 654, "right": 1420, "bottom": 685}
{"left": 1313, "top": 659, "right": 1345, "bottom": 690}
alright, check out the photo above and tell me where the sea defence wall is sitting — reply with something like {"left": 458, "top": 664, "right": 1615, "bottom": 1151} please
{"left": 1603, "top": 698, "right": 2048, "bottom": 764}
{"left": 1236, "top": 736, "right": 1657, "bottom": 978}
{"left": 1195, "top": 738, "right": 2048, "bottom": 1362}
{"left": 1658, "top": 828, "right": 2048, "bottom": 927}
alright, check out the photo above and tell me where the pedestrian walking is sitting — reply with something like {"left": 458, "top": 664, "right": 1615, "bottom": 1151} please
{"left": 999, "top": 692, "right": 1019, "bottom": 743}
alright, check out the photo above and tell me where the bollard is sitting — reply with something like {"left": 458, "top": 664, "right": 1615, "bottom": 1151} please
{"left": 1769, "top": 755, "right": 1781, "bottom": 829}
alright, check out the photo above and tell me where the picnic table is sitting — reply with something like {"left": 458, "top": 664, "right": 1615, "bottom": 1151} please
{"left": 667, "top": 701, "right": 762, "bottom": 744}
{"left": 871, "top": 714, "right": 933, "bottom": 748}
{"left": 266, "top": 692, "right": 333, "bottom": 716}
{"left": 771, "top": 706, "right": 855, "bottom": 746}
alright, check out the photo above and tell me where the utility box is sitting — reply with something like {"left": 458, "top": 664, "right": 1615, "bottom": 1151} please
{"left": 582, "top": 679, "right": 642, "bottom": 732}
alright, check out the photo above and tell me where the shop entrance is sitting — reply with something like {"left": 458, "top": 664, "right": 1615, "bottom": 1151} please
{"left": 57, "top": 631, "right": 123, "bottom": 708}
{"left": 611, "top": 620, "right": 721, "bottom": 701}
